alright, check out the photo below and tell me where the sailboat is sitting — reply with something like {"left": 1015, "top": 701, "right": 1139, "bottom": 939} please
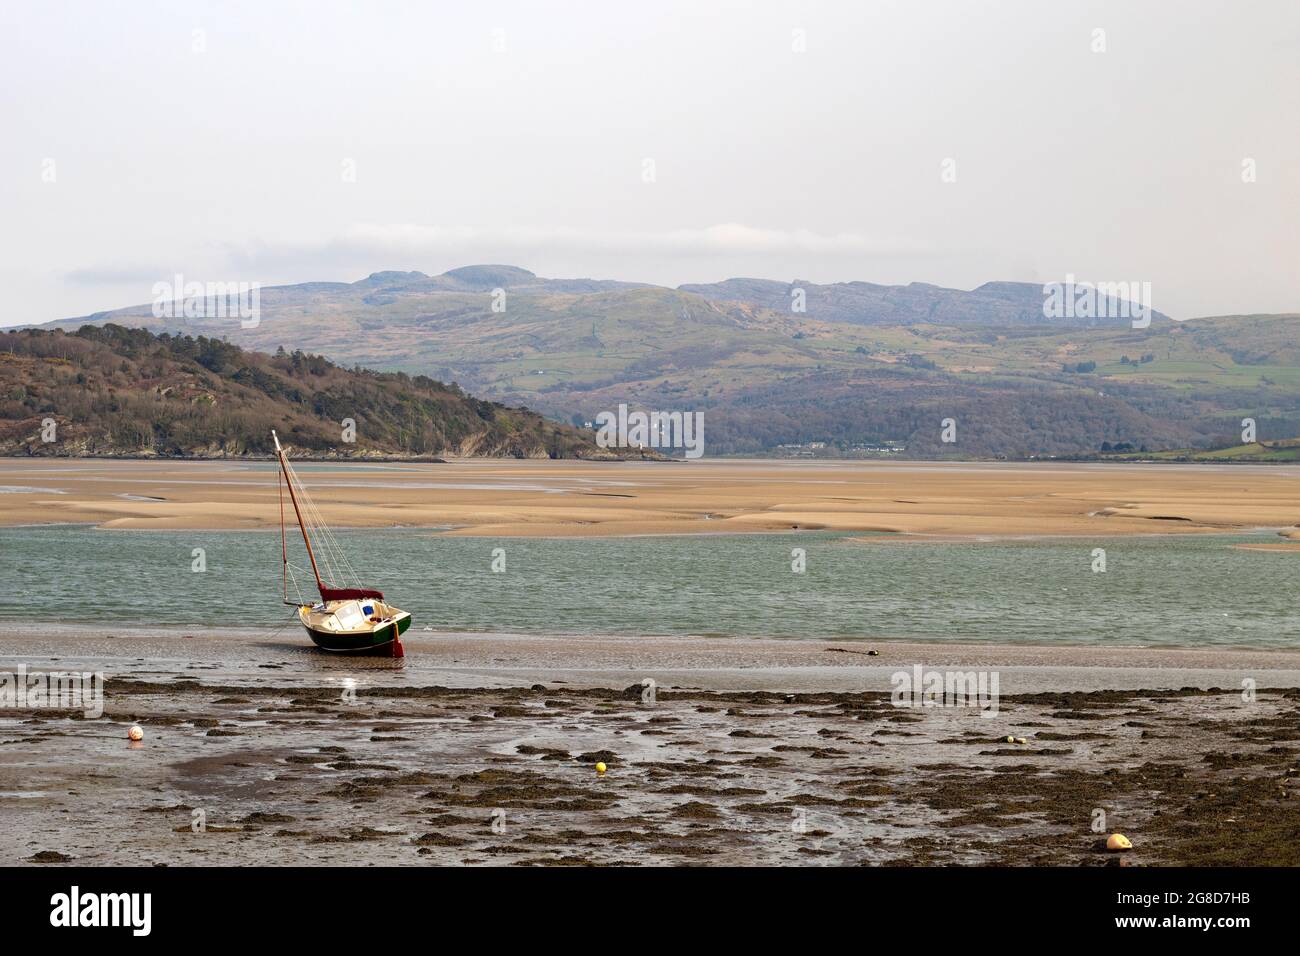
{"left": 272, "top": 430, "right": 411, "bottom": 656}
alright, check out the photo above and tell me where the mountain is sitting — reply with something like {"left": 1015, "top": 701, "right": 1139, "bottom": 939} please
{"left": 32, "top": 267, "right": 1300, "bottom": 458}
{"left": 679, "top": 278, "right": 1172, "bottom": 327}
{"left": 0, "top": 324, "right": 603, "bottom": 459}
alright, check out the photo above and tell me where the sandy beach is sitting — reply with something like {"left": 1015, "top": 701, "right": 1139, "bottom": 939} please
{"left": 2, "top": 458, "right": 1299, "bottom": 539}
{"left": 4, "top": 629, "right": 1300, "bottom": 867}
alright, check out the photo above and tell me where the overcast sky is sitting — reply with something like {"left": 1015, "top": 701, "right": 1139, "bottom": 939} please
{"left": 1, "top": 0, "right": 1296, "bottom": 325}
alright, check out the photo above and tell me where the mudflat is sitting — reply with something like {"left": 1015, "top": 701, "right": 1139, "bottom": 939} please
{"left": 2, "top": 458, "right": 1299, "bottom": 538}
{"left": 4, "top": 629, "right": 1299, "bottom": 866}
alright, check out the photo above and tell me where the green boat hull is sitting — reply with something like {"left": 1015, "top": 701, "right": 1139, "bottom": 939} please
{"left": 302, "top": 611, "right": 411, "bottom": 654}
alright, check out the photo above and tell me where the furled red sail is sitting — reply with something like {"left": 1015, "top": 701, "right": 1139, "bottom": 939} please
{"left": 319, "top": 586, "right": 384, "bottom": 602}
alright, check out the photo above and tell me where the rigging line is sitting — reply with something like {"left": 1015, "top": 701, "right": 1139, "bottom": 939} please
{"left": 260, "top": 614, "right": 297, "bottom": 644}
{"left": 282, "top": 456, "right": 338, "bottom": 586}
{"left": 291, "top": 466, "right": 340, "bottom": 580}
{"left": 282, "top": 454, "right": 362, "bottom": 591}
{"left": 279, "top": 463, "right": 288, "bottom": 602}
{"left": 280, "top": 446, "right": 364, "bottom": 591}
{"left": 279, "top": 470, "right": 307, "bottom": 605}
{"left": 292, "top": 465, "right": 361, "bottom": 589}
{"left": 314, "top": 492, "right": 361, "bottom": 585}
{"left": 298, "top": 483, "right": 348, "bottom": 587}
{"left": 285, "top": 560, "right": 308, "bottom": 604}
{"left": 276, "top": 439, "right": 326, "bottom": 593}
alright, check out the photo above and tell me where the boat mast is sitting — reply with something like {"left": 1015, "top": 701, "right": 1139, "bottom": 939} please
{"left": 279, "top": 463, "right": 288, "bottom": 601}
{"left": 272, "top": 430, "right": 326, "bottom": 600}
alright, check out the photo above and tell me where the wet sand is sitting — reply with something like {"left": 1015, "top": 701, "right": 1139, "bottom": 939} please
{"left": 3, "top": 458, "right": 1300, "bottom": 539}
{"left": 4, "top": 630, "right": 1300, "bottom": 866}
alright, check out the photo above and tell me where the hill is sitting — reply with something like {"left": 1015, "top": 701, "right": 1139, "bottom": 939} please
{"left": 679, "top": 277, "right": 1171, "bottom": 328}
{"left": 0, "top": 325, "right": 602, "bottom": 459}
{"left": 33, "top": 268, "right": 1300, "bottom": 458}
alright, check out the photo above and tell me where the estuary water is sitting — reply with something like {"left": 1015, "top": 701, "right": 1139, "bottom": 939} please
{"left": 1, "top": 525, "right": 1295, "bottom": 649}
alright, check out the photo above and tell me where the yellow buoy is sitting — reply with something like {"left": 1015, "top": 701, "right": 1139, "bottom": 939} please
{"left": 127, "top": 725, "right": 144, "bottom": 741}
{"left": 595, "top": 762, "right": 607, "bottom": 774}
{"left": 1106, "top": 833, "right": 1133, "bottom": 851}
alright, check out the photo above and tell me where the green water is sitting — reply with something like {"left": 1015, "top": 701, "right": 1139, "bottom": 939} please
{"left": 1, "top": 526, "right": 1296, "bottom": 648}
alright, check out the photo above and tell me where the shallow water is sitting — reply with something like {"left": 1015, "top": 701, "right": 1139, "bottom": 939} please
{"left": 2, "top": 526, "right": 1297, "bottom": 649}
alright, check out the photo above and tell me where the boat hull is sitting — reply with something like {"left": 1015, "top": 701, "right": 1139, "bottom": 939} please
{"left": 300, "top": 610, "right": 411, "bottom": 654}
